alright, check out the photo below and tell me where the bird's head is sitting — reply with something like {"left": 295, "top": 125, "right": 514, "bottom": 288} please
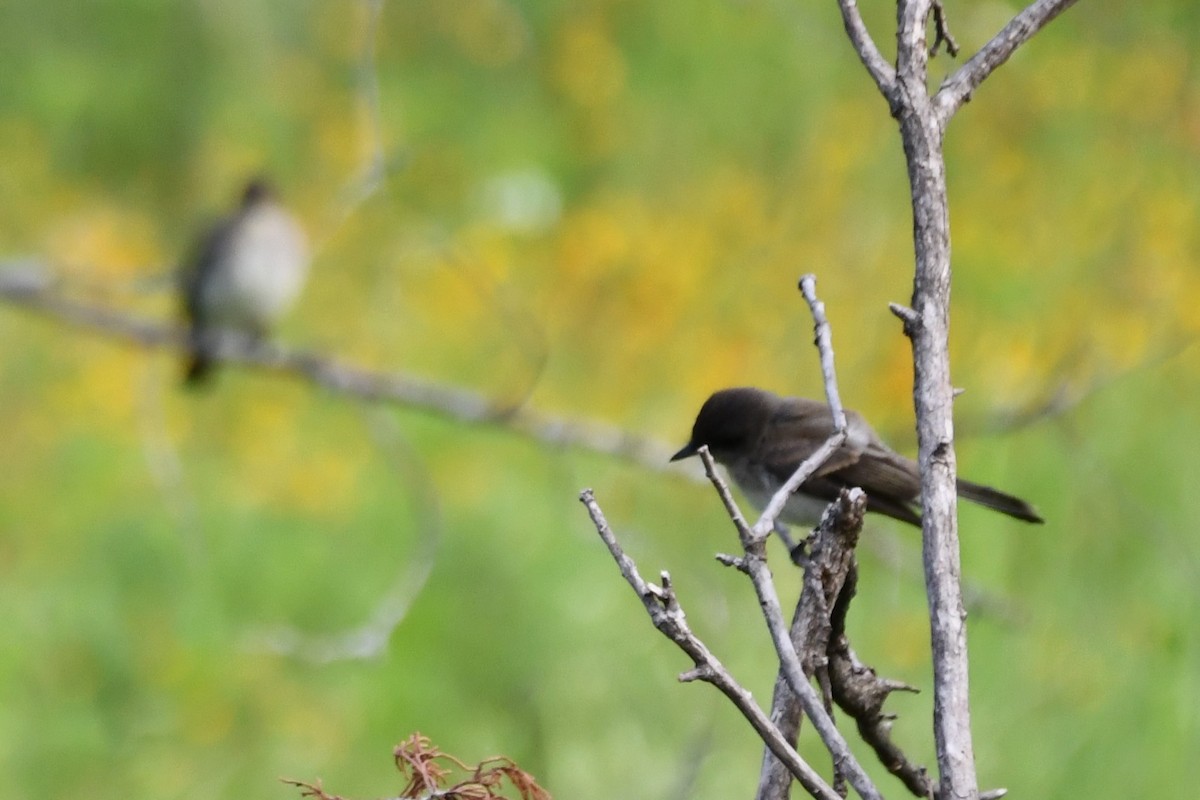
{"left": 240, "top": 177, "right": 277, "bottom": 207}
{"left": 671, "top": 387, "right": 776, "bottom": 464}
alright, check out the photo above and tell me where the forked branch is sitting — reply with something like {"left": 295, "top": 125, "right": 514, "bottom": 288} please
{"left": 935, "top": 0, "right": 1081, "bottom": 125}
{"left": 578, "top": 489, "right": 841, "bottom": 800}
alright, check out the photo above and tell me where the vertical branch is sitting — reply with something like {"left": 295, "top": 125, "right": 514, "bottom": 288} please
{"left": 851, "top": 0, "right": 1076, "bottom": 786}
{"left": 893, "top": 1, "right": 976, "bottom": 797}
{"left": 798, "top": 275, "right": 847, "bottom": 432}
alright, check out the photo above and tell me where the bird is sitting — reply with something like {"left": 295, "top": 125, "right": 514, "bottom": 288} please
{"left": 179, "top": 177, "right": 309, "bottom": 385}
{"left": 670, "top": 387, "right": 1043, "bottom": 527}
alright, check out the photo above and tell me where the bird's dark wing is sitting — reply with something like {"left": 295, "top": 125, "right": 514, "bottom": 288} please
{"left": 760, "top": 400, "right": 924, "bottom": 526}
{"left": 757, "top": 398, "right": 862, "bottom": 475}
{"left": 179, "top": 214, "right": 235, "bottom": 322}
{"left": 832, "top": 442, "right": 922, "bottom": 501}
{"left": 179, "top": 214, "right": 237, "bottom": 386}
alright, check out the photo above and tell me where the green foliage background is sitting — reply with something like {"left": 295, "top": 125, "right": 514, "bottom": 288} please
{"left": 1, "top": 0, "right": 1199, "bottom": 797}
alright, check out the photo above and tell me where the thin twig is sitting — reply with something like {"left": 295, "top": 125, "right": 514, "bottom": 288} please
{"left": 754, "top": 274, "right": 873, "bottom": 799}
{"left": 888, "top": 301, "right": 920, "bottom": 333}
{"left": 833, "top": 0, "right": 897, "bottom": 103}
{"left": 755, "top": 488, "right": 868, "bottom": 800}
{"left": 929, "top": 0, "right": 960, "bottom": 58}
{"left": 751, "top": 276, "right": 850, "bottom": 538}
{"left": 934, "top": 0, "right": 1081, "bottom": 125}
{"left": 752, "top": 435, "right": 847, "bottom": 539}
{"left": 694, "top": 445, "right": 757, "bottom": 543}
{"left": 799, "top": 275, "right": 846, "bottom": 431}
{"left": 697, "top": 450, "right": 884, "bottom": 800}
{"left": 578, "top": 489, "right": 841, "bottom": 800}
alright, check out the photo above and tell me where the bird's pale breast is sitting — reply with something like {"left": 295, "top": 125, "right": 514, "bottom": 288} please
{"left": 198, "top": 204, "right": 309, "bottom": 328}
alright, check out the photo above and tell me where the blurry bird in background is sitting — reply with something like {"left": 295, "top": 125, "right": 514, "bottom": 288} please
{"left": 179, "top": 178, "right": 309, "bottom": 385}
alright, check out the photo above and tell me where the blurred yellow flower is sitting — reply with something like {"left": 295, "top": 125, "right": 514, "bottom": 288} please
{"left": 551, "top": 19, "right": 628, "bottom": 110}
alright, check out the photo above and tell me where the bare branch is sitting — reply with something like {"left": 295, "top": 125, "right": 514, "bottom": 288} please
{"left": 834, "top": 0, "right": 897, "bottom": 102}
{"left": 749, "top": 276, "right": 850, "bottom": 538}
{"left": 757, "top": 487, "right": 1006, "bottom": 800}
{"left": 798, "top": 275, "right": 847, "bottom": 432}
{"left": 935, "top": 0, "right": 1081, "bottom": 125}
{"left": 578, "top": 489, "right": 841, "bottom": 800}
{"left": 755, "top": 488, "right": 867, "bottom": 800}
{"left": 0, "top": 265, "right": 676, "bottom": 471}
{"left": 929, "top": 0, "right": 960, "bottom": 58}
{"left": 888, "top": 301, "right": 920, "bottom": 332}
{"left": 894, "top": 270, "right": 979, "bottom": 799}
{"left": 835, "top": 0, "right": 1078, "bottom": 792}
{"left": 697, "top": 449, "right": 884, "bottom": 800}
{"left": 694, "top": 445, "right": 758, "bottom": 543}
{"left": 892, "top": 0, "right": 977, "bottom": 793}
{"left": 896, "top": 0, "right": 934, "bottom": 101}
{"left": 827, "top": 564, "right": 933, "bottom": 797}
{"left": 752, "top": 434, "right": 847, "bottom": 539}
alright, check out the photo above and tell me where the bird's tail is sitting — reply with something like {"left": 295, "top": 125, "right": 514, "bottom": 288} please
{"left": 183, "top": 326, "right": 215, "bottom": 387}
{"left": 956, "top": 478, "right": 1043, "bottom": 524}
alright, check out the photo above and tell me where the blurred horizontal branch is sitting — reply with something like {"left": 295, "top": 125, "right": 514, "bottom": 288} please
{"left": 0, "top": 261, "right": 675, "bottom": 470}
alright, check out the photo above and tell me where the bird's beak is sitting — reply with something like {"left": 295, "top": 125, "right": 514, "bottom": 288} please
{"left": 670, "top": 442, "right": 700, "bottom": 462}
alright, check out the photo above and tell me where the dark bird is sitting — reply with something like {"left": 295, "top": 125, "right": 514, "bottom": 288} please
{"left": 180, "top": 178, "right": 309, "bottom": 385}
{"left": 671, "top": 387, "right": 1043, "bottom": 527}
